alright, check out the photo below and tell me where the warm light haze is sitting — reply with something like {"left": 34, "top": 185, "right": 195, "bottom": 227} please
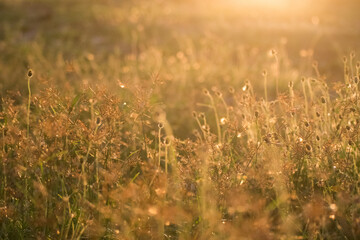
{"left": 0, "top": 0, "right": 359, "bottom": 239}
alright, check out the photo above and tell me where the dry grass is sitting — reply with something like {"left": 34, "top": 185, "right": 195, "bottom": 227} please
{"left": 1, "top": 0, "right": 360, "bottom": 239}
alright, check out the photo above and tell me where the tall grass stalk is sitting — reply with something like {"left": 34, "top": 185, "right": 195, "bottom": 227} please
{"left": 26, "top": 69, "right": 33, "bottom": 138}
{"left": 263, "top": 70, "right": 268, "bottom": 102}
{"left": 301, "top": 77, "right": 309, "bottom": 116}
{"left": 2, "top": 125, "right": 6, "bottom": 203}
{"left": 204, "top": 90, "right": 222, "bottom": 145}
{"left": 273, "top": 50, "right": 280, "bottom": 97}
{"left": 158, "top": 123, "right": 163, "bottom": 167}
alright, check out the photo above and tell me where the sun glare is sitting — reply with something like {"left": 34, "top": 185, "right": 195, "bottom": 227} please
{"left": 223, "top": 0, "right": 309, "bottom": 11}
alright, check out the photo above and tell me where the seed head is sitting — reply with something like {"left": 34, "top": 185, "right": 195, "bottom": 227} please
{"left": 220, "top": 117, "right": 227, "bottom": 125}
{"left": 321, "top": 96, "right": 326, "bottom": 104}
{"left": 228, "top": 87, "right": 235, "bottom": 94}
{"left": 96, "top": 117, "right": 102, "bottom": 126}
{"left": 305, "top": 144, "right": 312, "bottom": 152}
{"left": 158, "top": 122, "right": 164, "bottom": 129}
{"left": 163, "top": 137, "right": 171, "bottom": 146}
{"left": 354, "top": 77, "right": 359, "bottom": 84}
{"left": 203, "top": 89, "right": 210, "bottom": 96}
{"left": 192, "top": 111, "right": 197, "bottom": 118}
{"left": 269, "top": 49, "right": 277, "bottom": 57}
{"left": 27, "top": 69, "right": 33, "bottom": 78}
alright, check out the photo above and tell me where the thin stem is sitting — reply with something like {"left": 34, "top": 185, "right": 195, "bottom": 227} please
{"left": 165, "top": 144, "right": 168, "bottom": 174}
{"left": 2, "top": 126, "right": 6, "bottom": 203}
{"left": 301, "top": 79, "right": 308, "bottom": 117}
{"left": 263, "top": 72, "right": 268, "bottom": 102}
{"left": 207, "top": 94, "right": 221, "bottom": 145}
{"left": 158, "top": 127, "right": 162, "bottom": 167}
{"left": 27, "top": 76, "right": 31, "bottom": 138}
{"left": 274, "top": 54, "right": 279, "bottom": 97}
{"left": 81, "top": 124, "right": 99, "bottom": 198}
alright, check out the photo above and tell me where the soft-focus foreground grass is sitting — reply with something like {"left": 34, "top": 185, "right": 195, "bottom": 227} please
{"left": 1, "top": 0, "right": 360, "bottom": 239}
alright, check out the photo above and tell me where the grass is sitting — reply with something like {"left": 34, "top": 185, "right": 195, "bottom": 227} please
{"left": 1, "top": 0, "right": 360, "bottom": 239}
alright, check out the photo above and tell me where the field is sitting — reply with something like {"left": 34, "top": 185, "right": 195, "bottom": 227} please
{"left": 1, "top": 0, "right": 360, "bottom": 239}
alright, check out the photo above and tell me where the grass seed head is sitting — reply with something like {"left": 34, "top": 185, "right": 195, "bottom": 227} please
{"left": 321, "top": 96, "right": 326, "bottom": 104}
{"left": 27, "top": 69, "right": 33, "bottom": 78}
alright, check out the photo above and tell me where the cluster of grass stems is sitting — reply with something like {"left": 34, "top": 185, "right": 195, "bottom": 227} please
{"left": 0, "top": 56, "right": 360, "bottom": 240}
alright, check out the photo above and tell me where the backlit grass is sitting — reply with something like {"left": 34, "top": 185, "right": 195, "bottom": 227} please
{"left": 1, "top": 0, "right": 360, "bottom": 239}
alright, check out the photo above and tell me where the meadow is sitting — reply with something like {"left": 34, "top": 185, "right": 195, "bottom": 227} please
{"left": 0, "top": 0, "right": 360, "bottom": 239}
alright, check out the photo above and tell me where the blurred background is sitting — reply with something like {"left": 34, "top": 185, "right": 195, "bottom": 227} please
{"left": 0, "top": 0, "right": 359, "bottom": 136}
